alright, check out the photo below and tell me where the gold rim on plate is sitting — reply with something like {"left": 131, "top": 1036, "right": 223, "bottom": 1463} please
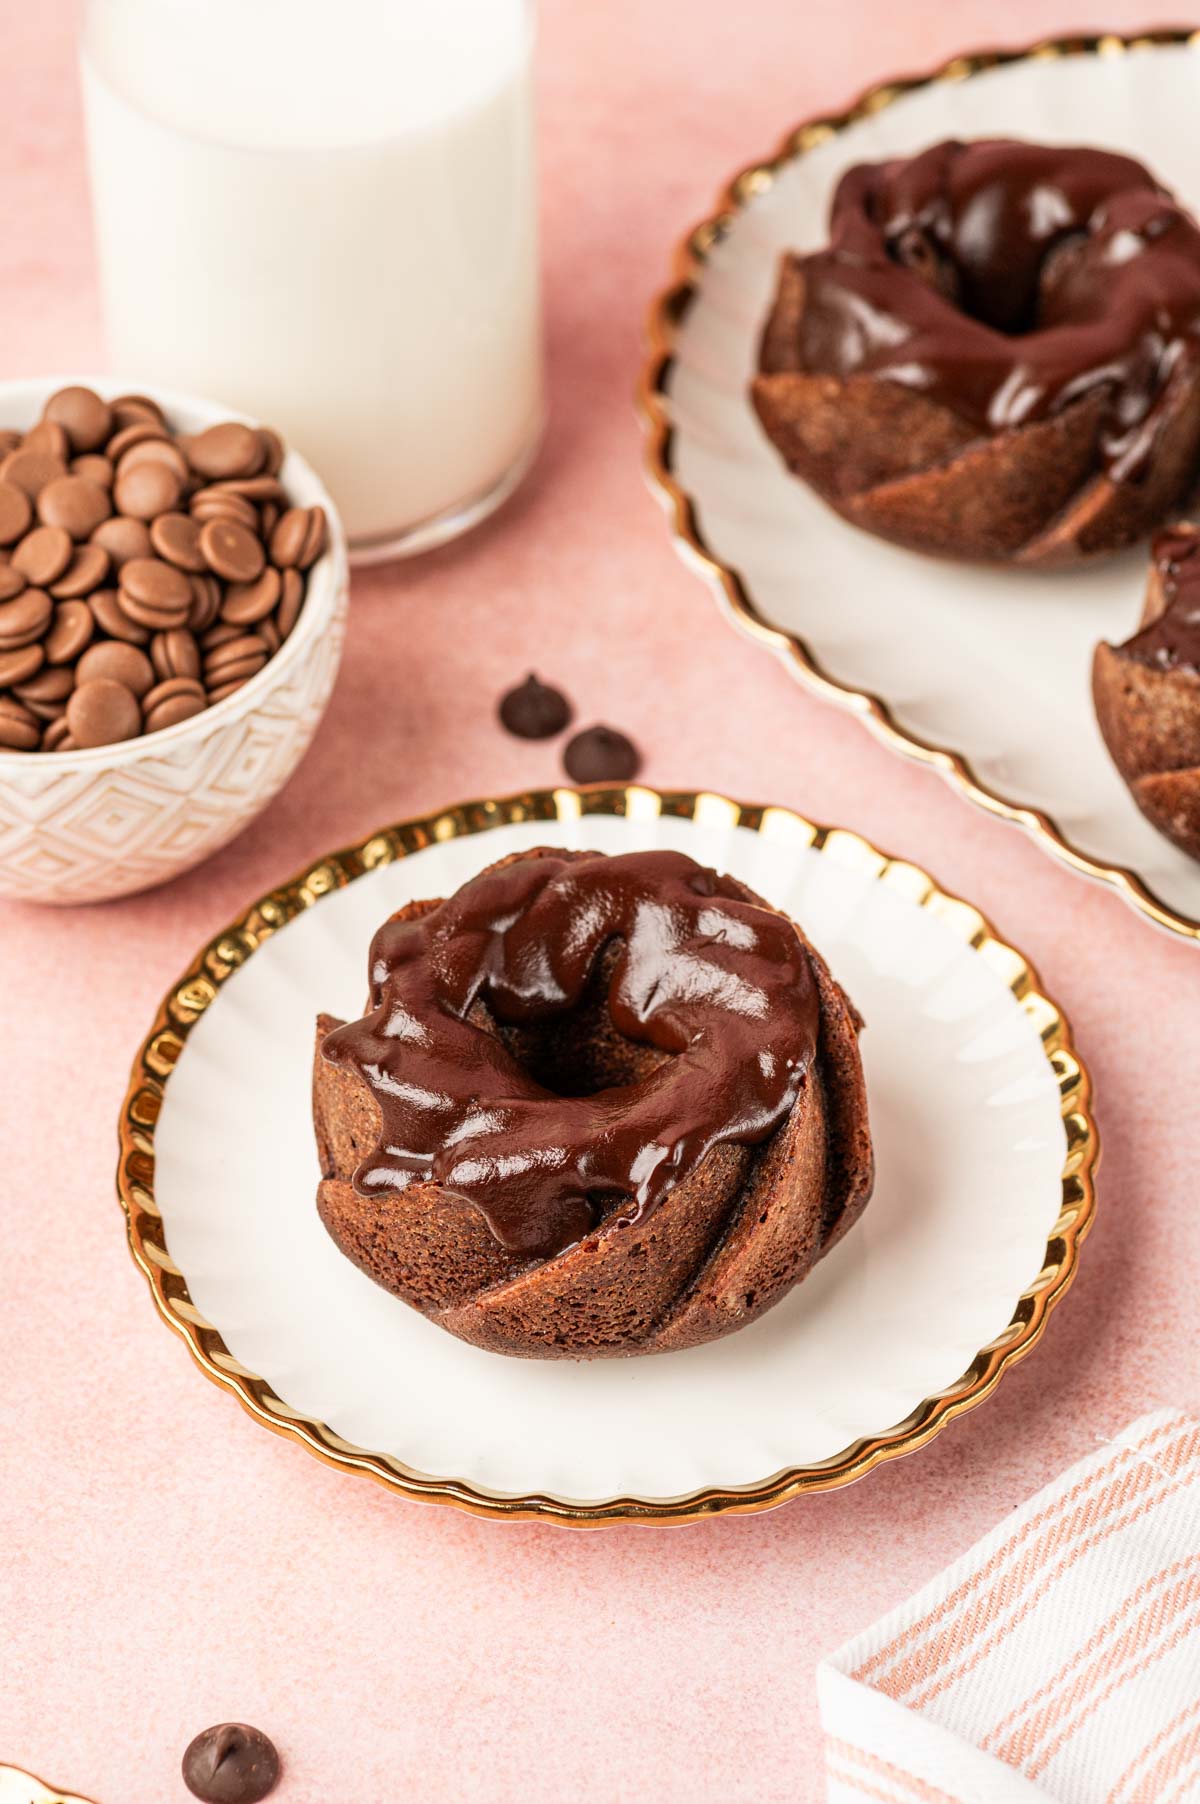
{"left": 0, "top": 1764, "right": 97, "bottom": 1804}
{"left": 638, "top": 26, "right": 1200, "bottom": 945}
{"left": 117, "top": 785, "right": 1099, "bottom": 1526}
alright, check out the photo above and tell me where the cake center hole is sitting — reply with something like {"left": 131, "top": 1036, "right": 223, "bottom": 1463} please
{"left": 488, "top": 939, "right": 673, "bottom": 1100}
{"left": 887, "top": 224, "right": 1090, "bottom": 337}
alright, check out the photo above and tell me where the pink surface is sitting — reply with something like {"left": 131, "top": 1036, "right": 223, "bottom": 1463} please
{"left": 2, "top": 3, "right": 1199, "bottom": 1799}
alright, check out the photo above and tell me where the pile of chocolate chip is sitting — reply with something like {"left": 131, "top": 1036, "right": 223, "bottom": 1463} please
{"left": 0, "top": 386, "right": 327, "bottom": 753}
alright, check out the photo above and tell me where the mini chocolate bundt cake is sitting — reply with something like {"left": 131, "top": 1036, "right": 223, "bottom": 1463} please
{"left": 753, "top": 139, "right": 1200, "bottom": 566}
{"left": 312, "top": 846, "right": 873, "bottom": 1359}
{"left": 1094, "top": 524, "right": 1200, "bottom": 860}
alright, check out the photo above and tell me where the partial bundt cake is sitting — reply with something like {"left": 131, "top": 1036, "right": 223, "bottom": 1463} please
{"left": 1093, "top": 524, "right": 1200, "bottom": 860}
{"left": 312, "top": 846, "right": 873, "bottom": 1359}
{"left": 753, "top": 139, "right": 1200, "bottom": 566}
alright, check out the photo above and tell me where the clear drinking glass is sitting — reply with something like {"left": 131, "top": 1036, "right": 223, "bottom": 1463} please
{"left": 80, "top": 0, "right": 544, "bottom": 562}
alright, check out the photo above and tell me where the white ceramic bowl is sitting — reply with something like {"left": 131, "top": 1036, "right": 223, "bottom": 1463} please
{"left": 0, "top": 378, "right": 349, "bottom": 904}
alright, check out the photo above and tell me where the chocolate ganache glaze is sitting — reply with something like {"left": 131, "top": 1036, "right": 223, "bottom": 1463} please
{"left": 1124, "top": 526, "right": 1200, "bottom": 672}
{"left": 321, "top": 849, "right": 819, "bottom": 1259}
{"left": 792, "top": 139, "right": 1200, "bottom": 477}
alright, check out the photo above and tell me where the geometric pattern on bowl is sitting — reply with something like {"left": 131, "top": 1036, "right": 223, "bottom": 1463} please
{"left": 0, "top": 620, "right": 344, "bottom": 903}
{"left": 0, "top": 376, "right": 349, "bottom": 905}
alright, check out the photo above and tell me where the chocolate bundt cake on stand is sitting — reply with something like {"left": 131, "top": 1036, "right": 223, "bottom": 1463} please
{"left": 312, "top": 846, "right": 873, "bottom": 1359}
{"left": 753, "top": 139, "right": 1200, "bottom": 565}
{"left": 1094, "top": 524, "right": 1200, "bottom": 861}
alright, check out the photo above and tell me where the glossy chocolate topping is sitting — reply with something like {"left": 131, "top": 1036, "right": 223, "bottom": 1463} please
{"left": 1124, "top": 526, "right": 1200, "bottom": 672}
{"left": 784, "top": 139, "right": 1200, "bottom": 478}
{"left": 322, "top": 849, "right": 819, "bottom": 1258}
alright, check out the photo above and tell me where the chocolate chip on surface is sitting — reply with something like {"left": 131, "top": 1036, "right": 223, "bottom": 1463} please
{"left": 562, "top": 723, "right": 642, "bottom": 783}
{"left": 498, "top": 672, "right": 572, "bottom": 739}
{"left": 182, "top": 1723, "right": 281, "bottom": 1803}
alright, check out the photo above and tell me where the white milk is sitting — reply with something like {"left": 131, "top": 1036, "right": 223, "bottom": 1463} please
{"left": 81, "top": 0, "right": 543, "bottom": 552}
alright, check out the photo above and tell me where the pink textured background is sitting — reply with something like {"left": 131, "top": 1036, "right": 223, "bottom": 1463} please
{"left": 3, "top": 3, "right": 1199, "bottom": 1799}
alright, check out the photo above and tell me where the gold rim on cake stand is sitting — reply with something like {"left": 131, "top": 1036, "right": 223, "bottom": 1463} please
{"left": 638, "top": 26, "right": 1200, "bottom": 945}
{"left": 117, "top": 785, "right": 1099, "bottom": 1526}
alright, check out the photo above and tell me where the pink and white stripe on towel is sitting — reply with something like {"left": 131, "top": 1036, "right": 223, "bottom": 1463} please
{"left": 820, "top": 1411, "right": 1200, "bottom": 1803}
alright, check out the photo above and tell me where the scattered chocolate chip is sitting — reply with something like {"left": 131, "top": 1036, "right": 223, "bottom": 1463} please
{"left": 562, "top": 724, "right": 641, "bottom": 783}
{"left": 499, "top": 672, "right": 572, "bottom": 739}
{"left": 182, "top": 1723, "right": 280, "bottom": 1803}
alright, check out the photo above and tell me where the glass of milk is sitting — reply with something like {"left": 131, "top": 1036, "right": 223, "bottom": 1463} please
{"left": 80, "top": 0, "right": 544, "bottom": 561}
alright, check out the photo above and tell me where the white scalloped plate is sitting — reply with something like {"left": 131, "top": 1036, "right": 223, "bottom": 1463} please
{"left": 643, "top": 33, "right": 1200, "bottom": 942}
{"left": 138, "top": 793, "right": 1092, "bottom": 1517}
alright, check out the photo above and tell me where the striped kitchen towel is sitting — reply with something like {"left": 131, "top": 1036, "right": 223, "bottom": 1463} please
{"left": 819, "top": 1410, "right": 1200, "bottom": 1803}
